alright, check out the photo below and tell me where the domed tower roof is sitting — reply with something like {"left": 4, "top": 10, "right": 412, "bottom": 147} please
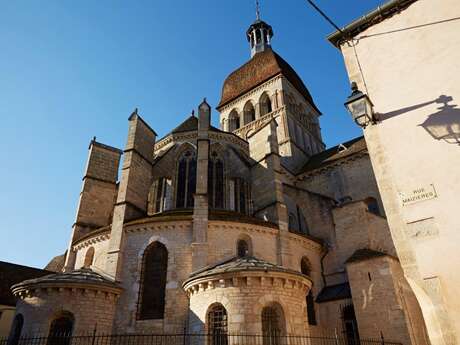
{"left": 217, "top": 49, "right": 319, "bottom": 112}
{"left": 217, "top": 5, "right": 319, "bottom": 113}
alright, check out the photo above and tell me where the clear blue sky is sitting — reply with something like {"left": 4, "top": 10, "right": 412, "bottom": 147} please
{"left": 0, "top": 0, "right": 386, "bottom": 268}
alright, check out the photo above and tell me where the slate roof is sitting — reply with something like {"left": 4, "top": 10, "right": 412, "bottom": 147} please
{"left": 316, "top": 282, "right": 352, "bottom": 303}
{"left": 186, "top": 256, "right": 307, "bottom": 282}
{"left": 170, "top": 115, "right": 221, "bottom": 134}
{"left": 217, "top": 49, "right": 319, "bottom": 112}
{"left": 12, "top": 268, "right": 120, "bottom": 291}
{"left": 44, "top": 252, "right": 66, "bottom": 272}
{"left": 0, "top": 261, "right": 51, "bottom": 306}
{"left": 345, "top": 248, "right": 390, "bottom": 264}
{"left": 298, "top": 136, "right": 366, "bottom": 175}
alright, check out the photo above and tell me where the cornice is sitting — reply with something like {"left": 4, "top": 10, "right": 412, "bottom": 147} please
{"left": 154, "top": 130, "right": 249, "bottom": 154}
{"left": 183, "top": 270, "right": 311, "bottom": 297}
{"left": 73, "top": 231, "right": 111, "bottom": 251}
{"left": 13, "top": 283, "right": 122, "bottom": 300}
{"left": 218, "top": 75, "right": 283, "bottom": 112}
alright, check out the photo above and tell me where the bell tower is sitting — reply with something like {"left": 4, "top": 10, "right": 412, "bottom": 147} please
{"left": 247, "top": 1, "right": 273, "bottom": 57}
{"left": 217, "top": 2, "right": 324, "bottom": 172}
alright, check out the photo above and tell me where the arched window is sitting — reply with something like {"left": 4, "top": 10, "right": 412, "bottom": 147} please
{"left": 301, "top": 257, "right": 316, "bottom": 325}
{"left": 176, "top": 150, "right": 197, "bottom": 209}
{"left": 259, "top": 93, "right": 272, "bottom": 116}
{"left": 149, "top": 177, "right": 172, "bottom": 214}
{"left": 365, "top": 197, "right": 380, "bottom": 215}
{"left": 207, "top": 304, "right": 228, "bottom": 345}
{"left": 256, "top": 29, "right": 262, "bottom": 44}
{"left": 47, "top": 311, "right": 74, "bottom": 345}
{"left": 243, "top": 101, "right": 256, "bottom": 125}
{"left": 237, "top": 240, "right": 249, "bottom": 257}
{"left": 288, "top": 213, "right": 299, "bottom": 232}
{"left": 83, "top": 247, "right": 94, "bottom": 268}
{"left": 262, "top": 305, "right": 285, "bottom": 345}
{"left": 138, "top": 242, "right": 168, "bottom": 320}
{"left": 300, "top": 257, "right": 311, "bottom": 276}
{"left": 7, "top": 314, "right": 24, "bottom": 345}
{"left": 208, "top": 152, "right": 224, "bottom": 209}
{"left": 228, "top": 110, "right": 240, "bottom": 132}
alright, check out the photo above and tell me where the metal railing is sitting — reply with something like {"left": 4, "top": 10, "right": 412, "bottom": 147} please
{"left": 0, "top": 333, "right": 402, "bottom": 345}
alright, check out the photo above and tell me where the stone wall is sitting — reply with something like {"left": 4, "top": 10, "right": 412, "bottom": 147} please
{"left": 185, "top": 272, "right": 311, "bottom": 335}
{"left": 113, "top": 220, "right": 193, "bottom": 333}
{"left": 0, "top": 305, "right": 15, "bottom": 337}
{"left": 332, "top": 201, "right": 396, "bottom": 269}
{"left": 337, "top": 0, "right": 460, "bottom": 342}
{"left": 299, "top": 155, "right": 383, "bottom": 215}
{"left": 15, "top": 289, "right": 119, "bottom": 335}
{"left": 347, "top": 256, "right": 429, "bottom": 345}
{"left": 73, "top": 233, "right": 110, "bottom": 271}
{"left": 68, "top": 217, "right": 323, "bottom": 334}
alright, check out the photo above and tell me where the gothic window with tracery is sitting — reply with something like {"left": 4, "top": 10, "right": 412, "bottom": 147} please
{"left": 138, "top": 242, "right": 168, "bottom": 320}
{"left": 207, "top": 304, "right": 228, "bottom": 345}
{"left": 229, "top": 178, "right": 248, "bottom": 214}
{"left": 150, "top": 177, "right": 172, "bottom": 214}
{"left": 176, "top": 150, "right": 197, "bottom": 209}
{"left": 208, "top": 152, "right": 224, "bottom": 209}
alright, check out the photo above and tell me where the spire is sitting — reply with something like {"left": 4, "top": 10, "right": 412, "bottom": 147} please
{"left": 246, "top": 1, "right": 273, "bottom": 58}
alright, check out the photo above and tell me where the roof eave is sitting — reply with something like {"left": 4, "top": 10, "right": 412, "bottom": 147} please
{"left": 327, "top": 0, "right": 419, "bottom": 48}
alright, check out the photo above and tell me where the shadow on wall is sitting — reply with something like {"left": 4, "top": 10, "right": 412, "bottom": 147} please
{"left": 419, "top": 95, "right": 460, "bottom": 145}
{"left": 378, "top": 95, "right": 460, "bottom": 145}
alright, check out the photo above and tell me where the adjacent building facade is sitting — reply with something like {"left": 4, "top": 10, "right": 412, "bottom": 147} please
{"left": 5, "top": 10, "right": 434, "bottom": 345}
{"left": 328, "top": 0, "right": 460, "bottom": 344}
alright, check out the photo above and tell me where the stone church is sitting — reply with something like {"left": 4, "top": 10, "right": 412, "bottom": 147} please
{"left": 8, "top": 13, "right": 429, "bottom": 345}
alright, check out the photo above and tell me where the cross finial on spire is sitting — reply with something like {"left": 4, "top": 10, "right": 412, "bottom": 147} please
{"left": 256, "top": 0, "right": 260, "bottom": 20}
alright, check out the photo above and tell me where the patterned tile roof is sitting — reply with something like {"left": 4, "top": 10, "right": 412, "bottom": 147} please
{"left": 170, "top": 115, "right": 221, "bottom": 134}
{"left": 217, "top": 49, "right": 319, "bottom": 112}
{"left": 12, "top": 268, "right": 120, "bottom": 291}
{"left": 187, "top": 256, "right": 306, "bottom": 281}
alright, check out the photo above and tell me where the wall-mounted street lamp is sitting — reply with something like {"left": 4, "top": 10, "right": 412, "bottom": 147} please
{"left": 344, "top": 82, "right": 376, "bottom": 128}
